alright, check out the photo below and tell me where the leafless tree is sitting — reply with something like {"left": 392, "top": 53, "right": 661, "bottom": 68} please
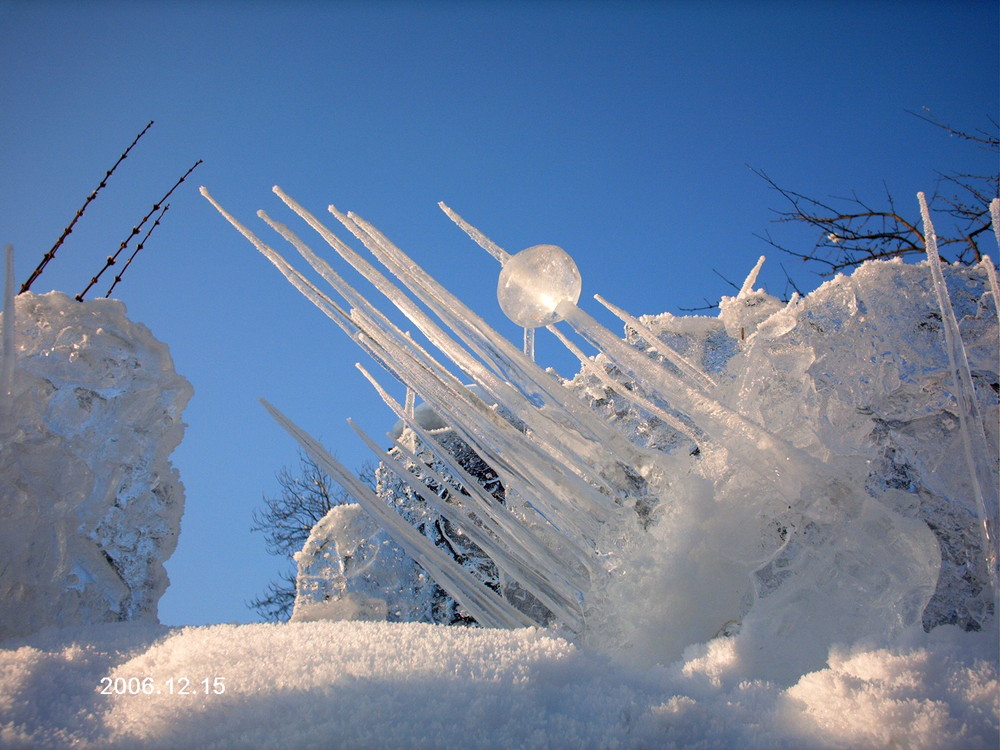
{"left": 752, "top": 112, "right": 998, "bottom": 278}
{"left": 249, "top": 451, "right": 375, "bottom": 622}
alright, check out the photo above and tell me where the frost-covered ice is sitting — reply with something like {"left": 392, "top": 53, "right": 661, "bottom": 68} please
{"left": 0, "top": 292, "right": 192, "bottom": 639}
{"left": 0, "top": 619, "right": 996, "bottom": 749}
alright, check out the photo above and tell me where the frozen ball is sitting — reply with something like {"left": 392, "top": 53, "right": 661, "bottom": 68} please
{"left": 497, "top": 244, "right": 582, "bottom": 328}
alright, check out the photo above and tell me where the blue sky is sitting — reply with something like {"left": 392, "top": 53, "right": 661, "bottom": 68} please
{"left": 1, "top": 0, "right": 997, "bottom": 626}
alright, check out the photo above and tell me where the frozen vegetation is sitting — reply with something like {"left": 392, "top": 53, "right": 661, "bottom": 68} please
{"left": 0, "top": 289, "right": 192, "bottom": 640}
{"left": 1, "top": 192, "right": 997, "bottom": 748}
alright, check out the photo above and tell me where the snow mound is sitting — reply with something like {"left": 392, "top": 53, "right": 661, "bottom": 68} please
{"left": 0, "top": 292, "right": 192, "bottom": 639}
{"left": 0, "top": 620, "right": 995, "bottom": 749}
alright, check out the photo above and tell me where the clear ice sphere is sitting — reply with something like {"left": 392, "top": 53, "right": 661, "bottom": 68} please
{"left": 497, "top": 244, "right": 582, "bottom": 328}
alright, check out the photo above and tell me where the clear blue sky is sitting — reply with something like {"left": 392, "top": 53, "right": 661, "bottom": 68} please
{"left": 1, "top": 0, "right": 996, "bottom": 626}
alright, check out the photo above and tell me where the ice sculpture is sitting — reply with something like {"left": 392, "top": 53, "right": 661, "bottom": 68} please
{"left": 0, "top": 291, "right": 192, "bottom": 639}
{"left": 204, "top": 186, "right": 998, "bottom": 680}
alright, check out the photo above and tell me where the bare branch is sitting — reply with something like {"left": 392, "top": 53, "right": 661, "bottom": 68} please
{"left": 748, "top": 117, "right": 998, "bottom": 280}
{"left": 19, "top": 121, "right": 154, "bottom": 295}
{"left": 76, "top": 159, "right": 201, "bottom": 301}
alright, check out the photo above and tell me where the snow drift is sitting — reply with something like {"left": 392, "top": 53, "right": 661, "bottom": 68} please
{"left": 0, "top": 291, "right": 192, "bottom": 639}
{"left": 0, "top": 619, "right": 996, "bottom": 749}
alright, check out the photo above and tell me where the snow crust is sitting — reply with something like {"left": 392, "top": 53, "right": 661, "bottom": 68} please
{"left": 1, "top": 619, "right": 996, "bottom": 749}
{"left": 0, "top": 292, "right": 192, "bottom": 639}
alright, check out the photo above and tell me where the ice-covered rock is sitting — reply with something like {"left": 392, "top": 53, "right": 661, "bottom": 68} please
{"left": 0, "top": 292, "right": 192, "bottom": 639}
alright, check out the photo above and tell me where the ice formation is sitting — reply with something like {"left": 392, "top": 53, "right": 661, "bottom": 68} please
{"left": 203, "top": 186, "right": 998, "bottom": 680}
{"left": 496, "top": 243, "right": 582, "bottom": 328}
{"left": 0, "top": 290, "right": 192, "bottom": 639}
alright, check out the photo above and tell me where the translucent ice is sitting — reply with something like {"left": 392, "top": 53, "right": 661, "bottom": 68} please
{"left": 0, "top": 292, "right": 192, "bottom": 639}
{"left": 497, "top": 244, "right": 582, "bottom": 328}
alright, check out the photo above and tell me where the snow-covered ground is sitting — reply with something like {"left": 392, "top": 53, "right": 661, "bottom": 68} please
{"left": 1, "top": 619, "right": 997, "bottom": 749}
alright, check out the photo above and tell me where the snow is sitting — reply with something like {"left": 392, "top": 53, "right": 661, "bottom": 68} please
{"left": 497, "top": 244, "right": 582, "bottom": 328}
{"left": 1, "top": 619, "right": 996, "bottom": 749}
{"left": 0, "top": 291, "right": 192, "bottom": 640}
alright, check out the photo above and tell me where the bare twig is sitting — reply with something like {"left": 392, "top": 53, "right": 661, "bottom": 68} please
{"left": 906, "top": 108, "right": 1000, "bottom": 150}
{"left": 749, "top": 116, "right": 999, "bottom": 280}
{"left": 712, "top": 268, "right": 740, "bottom": 292}
{"left": 678, "top": 299, "right": 720, "bottom": 313}
{"left": 77, "top": 159, "right": 202, "bottom": 301}
{"left": 19, "top": 121, "right": 154, "bottom": 295}
{"left": 104, "top": 203, "right": 170, "bottom": 298}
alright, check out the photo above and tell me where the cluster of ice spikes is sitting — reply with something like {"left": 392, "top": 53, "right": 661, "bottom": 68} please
{"left": 201, "top": 186, "right": 1000, "bottom": 636}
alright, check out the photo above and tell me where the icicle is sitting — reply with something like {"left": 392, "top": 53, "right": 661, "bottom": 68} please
{"left": 200, "top": 188, "right": 360, "bottom": 339}
{"left": 386, "top": 431, "right": 593, "bottom": 592}
{"left": 593, "top": 293, "right": 716, "bottom": 392}
{"left": 438, "top": 202, "right": 511, "bottom": 264}
{"left": 553, "top": 298, "right": 843, "bottom": 509}
{"left": 2, "top": 245, "right": 15, "bottom": 422}
{"left": 919, "top": 192, "right": 998, "bottom": 591}
{"left": 261, "top": 398, "right": 537, "bottom": 629}
{"left": 980, "top": 255, "right": 1000, "bottom": 330}
{"left": 356, "top": 363, "right": 599, "bottom": 584}
{"left": 348, "top": 418, "right": 586, "bottom": 632}
{"left": 547, "top": 322, "right": 701, "bottom": 445}
{"left": 354, "top": 342, "right": 613, "bottom": 545}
